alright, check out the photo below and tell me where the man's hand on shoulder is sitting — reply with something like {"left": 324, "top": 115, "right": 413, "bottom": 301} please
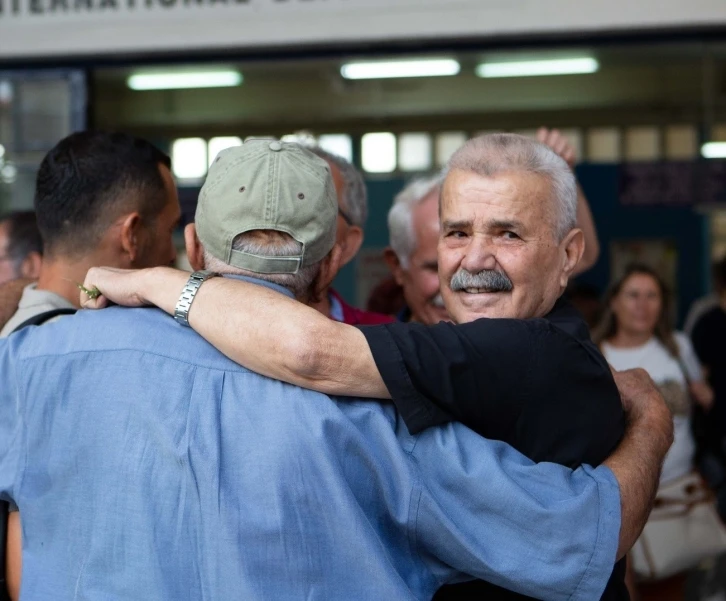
{"left": 0, "top": 278, "right": 33, "bottom": 332}
{"left": 81, "top": 267, "right": 168, "bottom": 309}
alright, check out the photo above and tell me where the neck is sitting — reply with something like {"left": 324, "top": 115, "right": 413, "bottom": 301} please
{"left": 310, "top": 287, "right": 332, "bottom": 318}
{"left": 36, "top": 254, "right": 108, "bottom": 308}
{"left": 608, "top": 329, "right": 653, "bottom": 349}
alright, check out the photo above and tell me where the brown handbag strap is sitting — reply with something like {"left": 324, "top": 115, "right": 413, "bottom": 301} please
{"left": 650, "top": 474, "right": 715, "bottom": 518}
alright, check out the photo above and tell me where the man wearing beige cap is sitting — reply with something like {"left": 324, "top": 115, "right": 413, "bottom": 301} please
{"left": 2, "top": 140, "right": 662, "bottom": 600}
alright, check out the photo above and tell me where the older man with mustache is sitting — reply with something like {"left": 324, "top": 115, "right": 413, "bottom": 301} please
{"left": 83, "top": 134, "right": 669, "bottom": 600}
{"left": 383, "top": 128, "right": 600, "bottom": 326}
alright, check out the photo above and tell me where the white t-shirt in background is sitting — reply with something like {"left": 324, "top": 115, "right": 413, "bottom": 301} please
{"left": 602, "top": 333, "right": 703, "bottom": 484}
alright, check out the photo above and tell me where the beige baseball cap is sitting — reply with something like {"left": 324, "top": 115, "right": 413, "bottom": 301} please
{"left": 195, "top": 139, "right": 338, "bottom": 274}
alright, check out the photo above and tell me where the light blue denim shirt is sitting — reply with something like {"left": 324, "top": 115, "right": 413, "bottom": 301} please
{"left": 0, "top": 277, "right": 621, "bottom": 601}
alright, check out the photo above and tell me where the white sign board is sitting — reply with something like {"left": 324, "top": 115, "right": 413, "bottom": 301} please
{"left": 2, "top": 0, "right": 726, "bottom": 60}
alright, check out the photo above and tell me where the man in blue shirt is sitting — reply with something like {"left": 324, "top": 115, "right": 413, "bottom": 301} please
{"left": 2, "top": 140, "right": 670, "bottom": 600}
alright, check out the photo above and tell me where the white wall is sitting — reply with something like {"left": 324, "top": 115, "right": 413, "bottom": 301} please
{"left": 2, "top": 0, "right": 726, "bottom": 59}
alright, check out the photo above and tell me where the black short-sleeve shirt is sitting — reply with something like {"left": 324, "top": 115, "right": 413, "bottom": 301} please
{"left": 359, "top": 298, "right": 627, "bottom": 601}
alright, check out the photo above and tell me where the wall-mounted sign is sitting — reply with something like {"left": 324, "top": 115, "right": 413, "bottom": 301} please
{"left": 2, "top": 0, "right": 726, "bottom": 61}
{"left": 620, "top": 161, "right": 726, "bottom": 207}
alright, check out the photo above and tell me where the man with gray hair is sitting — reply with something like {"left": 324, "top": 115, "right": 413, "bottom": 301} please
{"left": 384, "top": 173, "right": 447, "bottom": 324}
{"left": 385, "top": 128, "right": 600, "bottom": 325}
{"left": 307, "top": 147, "right": 393, "bottom": 325}
{"left": 83, "top": 134, "right": 672, "bottom": 599}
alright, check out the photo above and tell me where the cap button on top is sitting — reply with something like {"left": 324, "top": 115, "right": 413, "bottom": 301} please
{"left": 269, "top": 141, "right": 282, "bottom": 152}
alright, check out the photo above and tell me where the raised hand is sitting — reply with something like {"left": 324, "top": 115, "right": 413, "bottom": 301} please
{"left": 536, "top": 127, "right": 577, "bottom": 170}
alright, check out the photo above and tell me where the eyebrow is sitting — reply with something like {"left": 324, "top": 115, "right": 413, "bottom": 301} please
{"left": 487, "top": 219, "right": 524, "bottom": 231}
{"left": 441, "top": 220, "right": 472, "bottom": 231}
{"left": 441, "top": 219, "right": 525, "bottom": 231}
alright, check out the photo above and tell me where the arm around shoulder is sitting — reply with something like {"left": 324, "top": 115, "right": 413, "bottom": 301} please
{"left": 83, "top": 266, "right": 390, "bottom": 398}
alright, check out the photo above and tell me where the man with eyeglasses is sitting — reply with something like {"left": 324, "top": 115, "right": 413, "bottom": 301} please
{"left": 307, "top": 147, "right": 394, "bottom": 325}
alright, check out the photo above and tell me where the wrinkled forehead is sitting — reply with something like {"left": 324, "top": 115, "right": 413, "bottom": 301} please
{"left": 620, "top": 271, "right": 663, "bottom": 295}
{"left": 413, "top": 188, "right": 441, "bottom": 235}
{"left": 440, "top": 168, "right": 554, "bottom": 224}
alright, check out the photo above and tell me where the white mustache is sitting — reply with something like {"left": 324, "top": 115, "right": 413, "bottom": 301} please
{"left": 450, "top": 269, "right": 513, "bottom": 293}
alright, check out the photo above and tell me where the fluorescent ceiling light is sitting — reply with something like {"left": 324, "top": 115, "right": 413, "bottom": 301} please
{"left": 127, "top": 70, "right": 243, "bottom": 91}
{"left": 477, "top": 58, "right": 599, "bottom": 78}
{"left": 702, "top": 142, "right": 726, "bottom": 159}
{"left": 341, "top": 59, "right": 460, "bottom": 80}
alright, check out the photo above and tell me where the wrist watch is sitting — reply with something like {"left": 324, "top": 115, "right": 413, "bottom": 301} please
{"left": 174, "top": 270, "right": 219, "bottom": 327}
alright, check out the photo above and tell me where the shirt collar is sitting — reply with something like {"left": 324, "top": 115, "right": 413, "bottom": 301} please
{"left": 396, "top": 305, "right": 412, "bottom": 322}
{"left": 222, "top": 274, "right": 295, "bottom": 299}
{"left": 19, "top": 283, "right": 76, "bottom": 310}
{"left": 328, "top": 291, "right": 345, "bottom": 322}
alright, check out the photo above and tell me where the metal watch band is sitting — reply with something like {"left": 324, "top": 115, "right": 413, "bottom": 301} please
{"left": 174, "top": 270, "right": 219, "bottom": 327}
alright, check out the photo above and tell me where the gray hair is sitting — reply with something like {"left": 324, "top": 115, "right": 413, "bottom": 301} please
{"left": 388, "top": 173, "right": 445, "bottom": 269}
{"left": 203, "top": 232, "right": 322, "bottom": 300}
{"left": 308, "top": 147, "right": 368, "bottom": 227}
{"left": 448, "top": 133, "right": 577, "bottom": 240}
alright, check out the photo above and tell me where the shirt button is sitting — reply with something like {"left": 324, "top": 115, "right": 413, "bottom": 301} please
{"left": 269, "top": 141, "right": 282, "bottom": 152}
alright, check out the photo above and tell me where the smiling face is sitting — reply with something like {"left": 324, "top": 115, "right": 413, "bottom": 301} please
{"left": 389, "top": 189, "right": 450, "bottom": 324}
{"left": 611, "top": 272, "right": 663, "bottom": 338}
{"left": 438, "top": 168, "right": 584, "bottom": 324}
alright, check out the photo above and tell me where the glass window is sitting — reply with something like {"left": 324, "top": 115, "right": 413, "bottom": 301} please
{"left": 665, "top": 125, "right": 697, "bottom": 160}
{"left": 172, "top": 138, "right": 207, "bottom": 180}
{"left": 398, "top": 133, "right": 433, "bottom": 172}
{"left": 281, "top": 133, "right": 315, "bottom": 145}
{"left": 713, "top": 124, "right": 726, "bottom": 142}
{"left": 558, "top": 128, "right": 584, "bottom": 163}
{"left": 514, "top": 129, "right": 539, "bottom": 140}
{"left": 625, "top": 126, "right": 661, "bottom": 161}
{"left": 362, "top": 132, "right": 397, "bottom": 173}
{"left": 208, "top": 136, "right": 242, "bottom": 166}
{"left": 435, "top": 132, "right": 467, "bottom": 167}
{"left": 0, "top": 162, "right": 17, "bottom": 184}
{"left": 474, "top": 129, "right": 501, "bottom": 138}
{"left": 586, "top": 128, "right": 622, "bottom": 163}
{"left": 318, "top": 134, "right": 353, "bottom": 163}
{"left": 0, "top": 70, "right": 86, "bottom": 212}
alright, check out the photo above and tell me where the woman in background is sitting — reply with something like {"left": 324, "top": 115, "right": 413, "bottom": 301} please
{"left": 595, "top": 263, "right": 714, "bottom": 601}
